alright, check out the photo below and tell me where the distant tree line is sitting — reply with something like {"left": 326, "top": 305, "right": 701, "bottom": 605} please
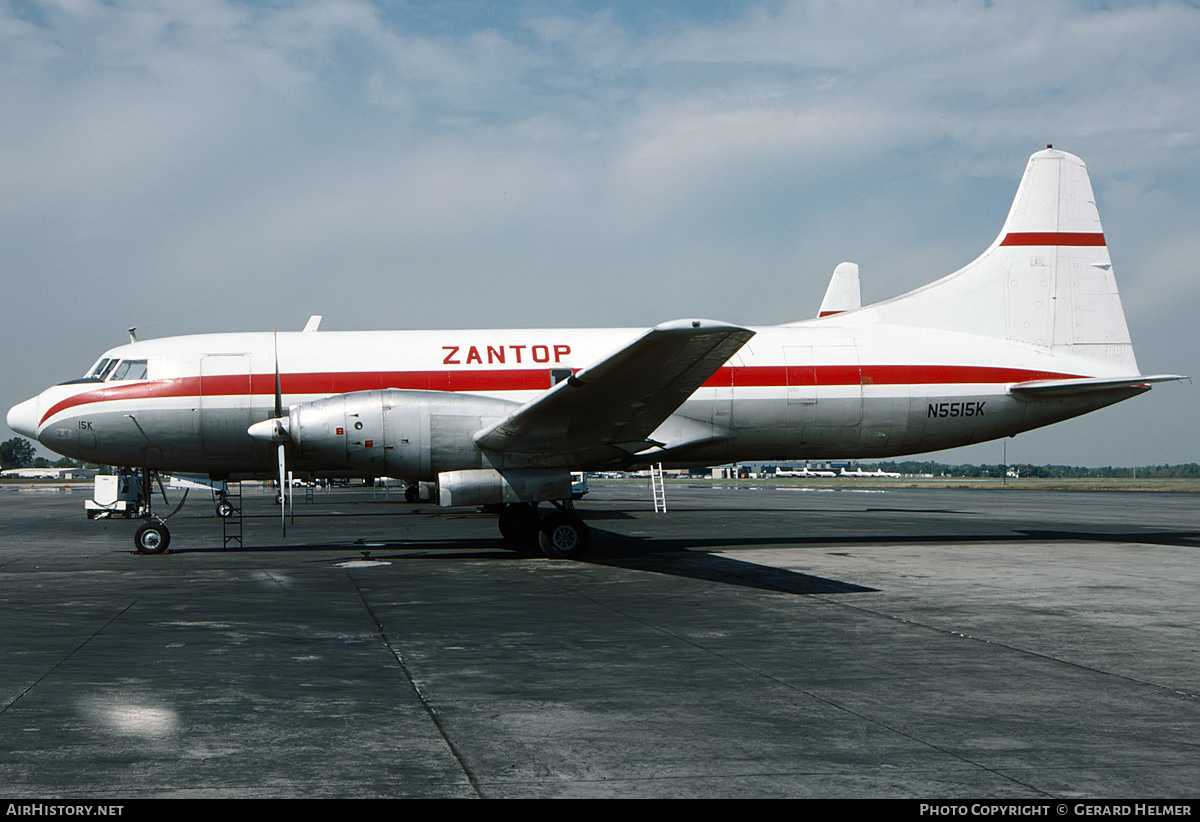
{"left": 0, "top": 437, "right": 92, "bottom": 470}
{"left": 0, "top": 437, "right": 36, "bottom": 469}
{"left": 874, "top": 460, "right": 1200, "bottom": 479}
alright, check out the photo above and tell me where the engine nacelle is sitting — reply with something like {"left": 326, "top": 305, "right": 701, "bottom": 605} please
{"left": 287, "top": 389, "right": 518, "bottom": 479}
{"left": 437, "top": 468, "right": 572, "bottom": 507}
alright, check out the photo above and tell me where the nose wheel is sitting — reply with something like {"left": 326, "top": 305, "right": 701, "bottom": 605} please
{"left": 129, "top": 468, "right": 177, "bottom": 554}
{"left": 134, "top": 519, "right": 171, "bottom": 554}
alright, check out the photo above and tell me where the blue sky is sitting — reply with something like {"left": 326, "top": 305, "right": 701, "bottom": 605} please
{"left": 3, "top": 0, "right": 1198, "bottom": 466}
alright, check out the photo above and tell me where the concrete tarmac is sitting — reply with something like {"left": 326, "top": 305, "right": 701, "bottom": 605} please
{"left": 0, "top": 480, "right": 1197, "bottom": 799}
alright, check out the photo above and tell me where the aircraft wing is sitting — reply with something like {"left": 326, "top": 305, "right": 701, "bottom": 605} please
{"left": 474, "top": 319, "right": 754, "bottom": 465}
{"left": 1010, "top": 374, "right": 1186, "bottom": 397}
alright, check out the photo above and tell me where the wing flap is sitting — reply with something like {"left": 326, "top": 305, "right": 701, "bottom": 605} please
{"left": 474, "top": 319, "right": 753, "bottom": 464}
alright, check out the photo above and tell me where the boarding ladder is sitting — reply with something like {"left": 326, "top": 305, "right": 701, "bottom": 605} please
{"left": 220, "top": 481, "right": 243, "bottom": 549}
{"left": 650, "top": 463, "right": 667, "bottom": 513}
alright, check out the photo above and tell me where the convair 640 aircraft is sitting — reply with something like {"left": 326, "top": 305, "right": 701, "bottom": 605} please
{"left": 7, "top": 148, "right": 1182, "bottom": 556}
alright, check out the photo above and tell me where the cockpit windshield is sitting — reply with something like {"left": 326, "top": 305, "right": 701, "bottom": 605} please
{"left": 82, "top": 358, "right": 147, "bottom": 381}
{"left": 86, "top": 358, "right": 111, "bottom": 379}
{"left": 110, "top": 360, "right": 148, "bottom": 381}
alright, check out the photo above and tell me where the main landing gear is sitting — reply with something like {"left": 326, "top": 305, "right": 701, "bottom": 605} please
{"left": 497, "top": 500, "right": 590, "bottom": 559}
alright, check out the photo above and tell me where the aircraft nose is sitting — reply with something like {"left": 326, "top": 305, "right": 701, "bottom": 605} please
{"left": 6, "top": 396, "right": 40, "bottom": 440}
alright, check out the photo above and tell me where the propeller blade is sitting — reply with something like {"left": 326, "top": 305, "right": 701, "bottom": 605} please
{"left": 273, "top": 326, "right": 283, "bottom": 419}
{"left": 274, "top": 325, "right": 286, "bottom": 537}
{"left": 278, "top": 442, "right": 287, "bottom": 538}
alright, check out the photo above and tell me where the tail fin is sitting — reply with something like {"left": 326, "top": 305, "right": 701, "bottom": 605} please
{"left": 816, "top": 262, "right": 861, "bottom": 317}
{"left": 841, "top": 148, "right": 1139, "bottom": 375}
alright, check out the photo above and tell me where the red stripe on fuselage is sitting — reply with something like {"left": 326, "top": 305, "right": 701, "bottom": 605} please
{"left": 37, "top": 364, "right": 1086, "bottom": 426}
{"left": 37, "top": 369, "right": 553, "bottom": 427}
{"left": 999, "top": 232, "right": 1106, "bottom": 247}
{"left": 703, "top": 364, "right": 1081, "bottom": 388}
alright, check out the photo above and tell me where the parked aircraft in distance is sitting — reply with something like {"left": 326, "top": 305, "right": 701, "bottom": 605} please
{"left": 7, "top": 147, "right": 1181, "bottom": 557}
{"left": 774, "top": 467, "right": 837, "bottom": 478}
{"left": 839, "top": 467, "right": 902, "bottom": 478}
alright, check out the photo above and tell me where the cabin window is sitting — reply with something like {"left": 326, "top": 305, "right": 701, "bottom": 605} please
{"left": 110, "top": 359, "right": 148, "bottom": 381}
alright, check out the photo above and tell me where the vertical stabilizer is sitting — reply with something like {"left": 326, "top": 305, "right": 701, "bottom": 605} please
{"left": 817, "top": 262, "right": 861, "bottom": 317}
{"left": 840, "top": 148, "right": 1139, "bottom": 375}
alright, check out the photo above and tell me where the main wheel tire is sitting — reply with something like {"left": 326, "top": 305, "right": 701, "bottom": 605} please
{"left": 498, "top": 503, "right": 540, "bottom": 548}
{"left": 537, "top": 512, "right": 590, "bottom": 559}
{"left": 404, "top": 485, "right": 420, "bottom": 503}
{"left": 134, "top": 521, "right": 171, "bottom": 554}
{"left": 216, "top": 499, "right": 234, "bottom": 518}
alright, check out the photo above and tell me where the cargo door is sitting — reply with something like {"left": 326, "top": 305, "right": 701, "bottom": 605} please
{"left": 199, "top": 354, "right": 253, "bottom": 459}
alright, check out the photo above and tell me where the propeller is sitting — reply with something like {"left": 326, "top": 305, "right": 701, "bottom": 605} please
{"left": 247, "top": 326, "right": 291, "bottom": 537}
{"left": 274, "top": 327, "right": 287, "bottom": 536}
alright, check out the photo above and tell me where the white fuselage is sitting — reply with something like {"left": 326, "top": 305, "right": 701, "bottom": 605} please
{"left": 10, "top": 319, "right": 1137, "bottom": 479}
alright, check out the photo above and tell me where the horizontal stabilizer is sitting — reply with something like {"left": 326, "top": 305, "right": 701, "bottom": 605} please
{"left": 1010, "top": 374, "right": 1185, "bottom": 397}
{"left": 474, "top": 319, "right": 754, "bottom": 464}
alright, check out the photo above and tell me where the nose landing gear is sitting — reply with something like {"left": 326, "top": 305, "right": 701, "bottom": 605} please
{"left": 125, "top": 467, "right": 187, "bottom": 555}
{"left": 133, "top": 518, "right": 171, "bottom": 554}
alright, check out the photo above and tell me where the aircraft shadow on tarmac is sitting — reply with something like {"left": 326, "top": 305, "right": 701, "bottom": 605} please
{"left": 1014, "top": 528, "right": 1200, "bottom": 548}
{"left": 164, "top": 521, "right": 1200, "bottom": 597}
{"left": 596, "top": 529, "right": 1200, "bottom": 552}
{"left": 581, "top": 546, "right": 879, "bottom": 595}
{"left": 166, "top": 526, "right": 876, "bottom": 596}
{"left": 569, "top": 526, "right": 1200, "bottom": 594}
